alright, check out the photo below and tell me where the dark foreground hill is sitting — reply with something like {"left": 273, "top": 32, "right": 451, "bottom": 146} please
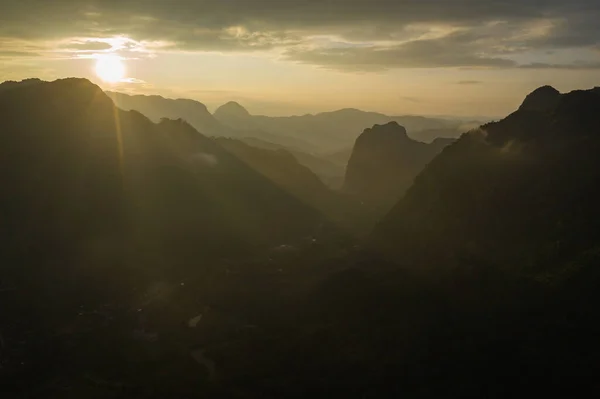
{"left": 302, "top": 86, "right": 600, "bottom": 397}
{"left": 373, "top": 86, "right": 600, "bottom": 270}
{"left": 0, "top": 78, "right": 326, "bottom": 267}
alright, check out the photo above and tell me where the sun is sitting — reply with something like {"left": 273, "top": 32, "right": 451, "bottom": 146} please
{"left": 95, "top": 55, "right": 126, "bottom": 83}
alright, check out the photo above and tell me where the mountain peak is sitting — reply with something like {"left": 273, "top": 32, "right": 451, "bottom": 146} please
{"left": 519, "top": 85, "right": 561, "bottom": 112}
{"left": 343, "top": 121, "right": 450, "bottom": 212}
{"left": 361, "top": 121, "right": 409, "bottom": 140}
{"left": 0, "top": 78, "right": 113, "bottom": 113}
{"left": 0, "top": 78, "right": 45, "bottom": 93}
{"left": 214, "top": 101, "right": 251, "bottom": 118}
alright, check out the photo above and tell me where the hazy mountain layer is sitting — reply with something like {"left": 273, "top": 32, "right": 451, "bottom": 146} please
{"left": 239, "top": 137, "right": 346, "bottom": 188}
{"left": 108, "top": 92, "right": 316, "bottom": 151}
{"left": 214, "top": 137, "right": 339, "bottom": 219}
{"left": 214, "top": 103, "right": 477, "bottom": 152}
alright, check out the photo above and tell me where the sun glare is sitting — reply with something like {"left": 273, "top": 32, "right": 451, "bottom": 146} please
{"left": 95, "top": 55, "right": 126, "bottom": 83}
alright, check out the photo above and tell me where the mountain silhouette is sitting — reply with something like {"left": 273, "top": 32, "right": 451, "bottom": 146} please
{"left": 0, "top": 79, "right": 325, "bottom": 268}
{"left": 0, "top": 78, "right": 44, "bottom": 92}
{"left": 213, "top": 101, "right": 252, "bottom": 121}
{"left": 107, "top": 91, "right": 226, "bottom": 137}
{"left": 373, "top": 86, "right": 600, "bottom": 269}
{"left": 237, "top": 137, "right": 347, "bottom": 188}
{"left": 518, "top": 85, "right": 561, "bottom": 112}
{"left": 343, "top": 121, "right": 453, "bottom": 213}
{"left": 214, "top": 102, "right": 476, "bottom": 152}
{"left": 108, "top": 92, "right": 314, "bottom": 151}
{"left": 214, "top": 138, "right": 347, "bottom": 222}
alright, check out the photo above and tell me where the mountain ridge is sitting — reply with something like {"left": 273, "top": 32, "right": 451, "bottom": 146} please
{"left": 343, "top": 121, "right": 453, "bottom": 214}
{"left": 0, "top": 78, "right": 326, "bottom": 263}
{"left": 214, "top": 101, "right": 252, "bottom": 119}
{"left": 373, "top": 85, "right": 600, "bottom": 269}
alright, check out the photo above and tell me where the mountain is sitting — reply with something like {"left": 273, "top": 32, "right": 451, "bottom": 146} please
{"left": 4, "top": 78, "right": 600, "bottom": 398}
{"left": 0, "top": 77, "right": 44, "bottom": 92}
{"left": 107, "top": 91, "right": 226, "bottom": 136}
{"left": 0, "top": 78, "right": 352, "bottom": 397}
{"left": 373, "top": 86, "right": 600, "bottom": 269}
{"left": 0, "top": 79, "right": 325, "bottom": 269}
{"left": 214, "top": 138, "right": 375, "bottom": 231}
{"left": 519, "top": 85, "right": 561, "bottom": 112}
{"left": 410, "top": 125, "right": 474, "bottom": 143}
{"left": 324, "top": 147, "right": 354, "bottom": 167}
{"left": 213, "top": 101, "right": 252, "bottom": 127}
{"left": 214, "top": 104, "right": 477, "bottom": 152}
{"left": 109, "top": 92, "right": 477, "bottom": 174}
{"left": 343, "top": 122, "right": 454, "bottom": 213}
{"left": 239, "top": 137, "right": 346, "bottom": 188}
{"left": 214, "top": 138, "right": 345, "bottom": 221}
{"left": 108, "top": 92, "right": 315, "bottom": 151}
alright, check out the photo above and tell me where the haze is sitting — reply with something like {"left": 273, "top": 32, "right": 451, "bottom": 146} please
{"left": 1, "top": 0, "right": 599, "bottom": 117}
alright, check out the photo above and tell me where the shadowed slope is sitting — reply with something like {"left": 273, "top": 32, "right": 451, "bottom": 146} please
{"left": 344, "top": 122, "right": 453, "bottom": 213}
{"left": 0, "top": 78, "right": 324, "bottom": 268}
{"left": 373, "top": 86, "right": 600, "bottom": 269}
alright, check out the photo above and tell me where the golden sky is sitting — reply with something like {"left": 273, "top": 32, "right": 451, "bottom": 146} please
{"left": 1, "top": 1, "right": 599, "bottom": 117}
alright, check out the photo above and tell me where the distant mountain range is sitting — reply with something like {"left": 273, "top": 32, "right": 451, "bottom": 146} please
{"left": 214, "top": 101, "right": 480, "bottom": 151}
{"left": 107, "top": 92, "right": 315, "bottom": 152}
{"left": 108, "top": 91, "right": 480, "bottom": 189}
{"left": 109, "top": 92, "right": 481, "bottom": 152}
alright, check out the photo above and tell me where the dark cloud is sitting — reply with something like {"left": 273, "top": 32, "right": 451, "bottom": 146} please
{"left": 0, "top": 0, "right": 598, "bottom": 70}
{"left": 1, "top": 1, "right": 597, "bottom": 41}
{"left": 61, "top": 41, "right": 113, "bottom": 51}
{"left": 0, "top": 50, "right": 41, "bottom": 58}
{"left": 457, "top": 80, "right": 483, "bottom": 85}
{"left": 284, "top": 44, "right": 515, "bottom": 71}
{"left": 283, "top": 30, "right": 519, "bottom": 71}
{"left": 519, "top": 62, "right": 600, "bottom": 70}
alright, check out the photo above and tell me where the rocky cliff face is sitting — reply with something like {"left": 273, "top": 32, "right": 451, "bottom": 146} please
{"left": 373, "top": 86, "right": 600, "bottom": 268}
{"left": 343, "top": 122, "right": 452, "bottom": 213}
{"left": 518, "top": 85, "right": 561, "bottom": 112}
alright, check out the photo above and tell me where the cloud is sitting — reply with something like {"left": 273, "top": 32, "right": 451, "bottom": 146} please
{"left": 519, "top": 61, "right": 600, "bottom": 69}
{"left": 0, "top": 0, "right": 598, "bottom": 70}
{"left": 457, "top": 80, "right": 483, "bottom": 85}
{"left": 190, "top": 153, "right": 218, "bottom": 168}
{"left": 119, "top": 78, "right": 146, "bottom": 84}
{"left": 0, "top": 1, "right": 596, "bottom": 42}
{"left": 61, "top": 40, "right": 113, "bottom": 51}
{"left": 283, "top": 31, "right": 518, "bottom": 71}
{"left": 0, "top": 50, "right": 41, "bottom": 58}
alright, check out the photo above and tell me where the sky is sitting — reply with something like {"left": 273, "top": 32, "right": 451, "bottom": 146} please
{"left": 1, "top": 0, "right": 599, "bottom": 117}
